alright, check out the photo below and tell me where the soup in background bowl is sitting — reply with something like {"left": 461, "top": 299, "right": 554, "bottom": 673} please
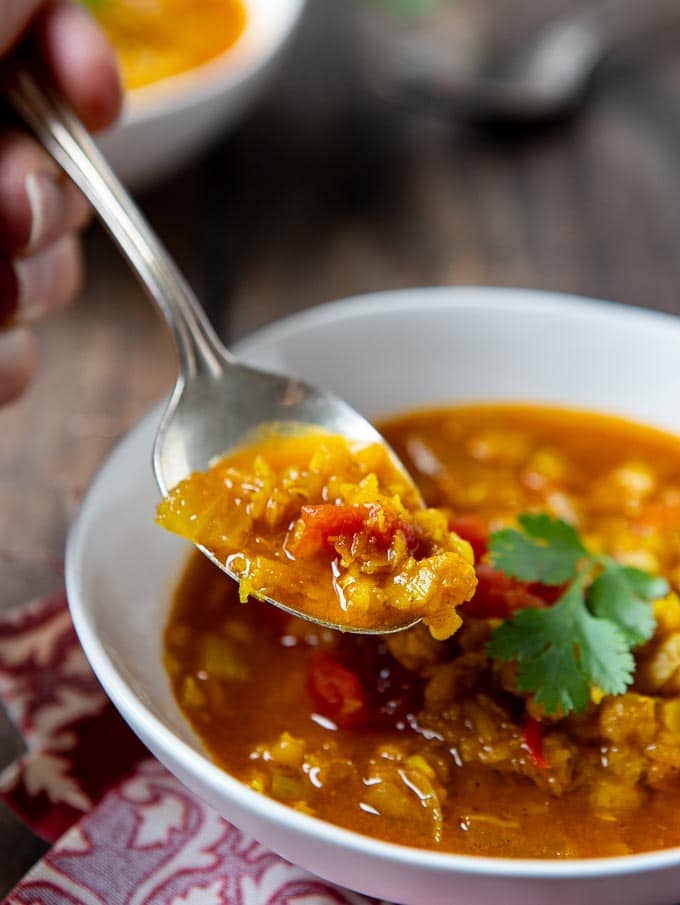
{"left": 66, "top": 287, "right": 680, "bottom": 905}
{"left": 94, "top": 0, "right": 306, "bottom": 188}
{"left": 85, "top": 0, "right": 248, "bottom": 90}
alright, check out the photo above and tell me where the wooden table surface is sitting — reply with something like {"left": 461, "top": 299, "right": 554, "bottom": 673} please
{"left": 3, "top": 0, "right": 680, "bottom": 892}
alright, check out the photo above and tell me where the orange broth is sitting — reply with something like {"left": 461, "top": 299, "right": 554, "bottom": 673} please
{"left": 164, "top": 405, "right": 680, "bottom": 858}
{"left": 89, "top": 0, "right": 247, "bottom": 90}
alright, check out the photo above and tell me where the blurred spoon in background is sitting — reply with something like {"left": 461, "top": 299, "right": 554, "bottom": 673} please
{"left": 371, "top": 0, "right": 680, "bottom": 126}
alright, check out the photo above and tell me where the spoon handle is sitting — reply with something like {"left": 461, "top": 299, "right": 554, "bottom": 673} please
{"left": 4, "top": 64, "right": 231, "bottom": 380}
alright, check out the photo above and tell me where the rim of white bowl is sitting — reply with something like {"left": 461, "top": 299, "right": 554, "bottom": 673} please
{"left": 66, "top": 286, "right": 680, "bottom": 881}
{"left": 114, "top": 0, "right": 306, "bottom": 123}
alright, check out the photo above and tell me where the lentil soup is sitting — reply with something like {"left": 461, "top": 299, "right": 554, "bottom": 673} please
{"left": 164, "top": 405, "right": 680, "bottom": 858}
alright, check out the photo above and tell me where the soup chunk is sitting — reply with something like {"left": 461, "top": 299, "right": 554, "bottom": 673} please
{"left": 157, "top": 430, "right": 477, "bottom": 635}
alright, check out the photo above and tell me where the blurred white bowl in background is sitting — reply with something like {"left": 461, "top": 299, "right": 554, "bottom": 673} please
{"left": 97, "top": 0, "right": 306, "bottom": 190}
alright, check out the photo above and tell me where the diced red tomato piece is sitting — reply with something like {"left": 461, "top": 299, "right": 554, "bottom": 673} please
{"left": 288, "top": 503, "right": 424, "bottom": 559}
{"left": 528, "top": 581, "right": 565, "bottom": 605}
{"left": 449, "top": 514, "right": 489, "bottom": 561}
{"left": 462, "top": 564, "right": 550, "bottom": 619}
{"left": 307, "top": 651, "right": 369, "bottom": 728}
{"left": 328, "top": 505, "right": 422, "bottom": 556}
{"left": 366, "top": 506, "right": 400, "bottom": 550}
{"left": 396, "top": 519, "right": 424, "bottom": 557}
{"left": 523, "top": 717, "right": 549, "bottom": 769}
{"left": 288, "top": 504, "right": 373, "bottom": 557}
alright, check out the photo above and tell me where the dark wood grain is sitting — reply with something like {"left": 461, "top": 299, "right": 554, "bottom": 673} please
{"left": 2, "top": 0, "right": 680, "bottom": 892}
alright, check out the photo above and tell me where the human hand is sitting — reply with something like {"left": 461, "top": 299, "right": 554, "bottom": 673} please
{"left": 0, "top": 1, "right": 121, "bottom": 405}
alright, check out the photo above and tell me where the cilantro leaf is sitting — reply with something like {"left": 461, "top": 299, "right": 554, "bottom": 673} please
{"left": 488, "top": 602, "right": 590, "bottom": 715}
{"left": 489, "top": 513, "right": 586, "bottom": 585}
{"left": 619, "top": 566, "right": 670, "bottom": 602}
{"left": 488, "top": 576, "right": 635, "bottom": 715}
{"left": 485, "top": 514, "right": 671, "bottom": 715}
{"left": 589, "top": 561, "right": 668, "bottom": 647}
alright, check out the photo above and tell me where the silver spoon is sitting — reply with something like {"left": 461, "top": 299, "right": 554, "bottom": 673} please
{"left": 376, "top": 0, "right": 680, "bottom": 126}
{"left": 5, "top": 65, "right": 420, "bottom": 635}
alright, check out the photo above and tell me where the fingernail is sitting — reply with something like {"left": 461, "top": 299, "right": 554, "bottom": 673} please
{"left": 0, "top": 258, "right": 19, "bottom": 326}
{"left": 13, "top": 250, "right": 46, "bottom": 321}
{"left": 13, "top": 236, "right": 81, "bottom": 322}
{"left": 24, "top": 171, "right": 63, "bottom": 253}
{"left": 0, "top": 327, "right": 37, "bottom": 406}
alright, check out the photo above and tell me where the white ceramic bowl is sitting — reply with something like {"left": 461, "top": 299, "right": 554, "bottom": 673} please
{"left": 66, "top": 287, "right": 680, "bottom": 905}
{"left": 97, "top": 0, "right": 306, "bottom": 189}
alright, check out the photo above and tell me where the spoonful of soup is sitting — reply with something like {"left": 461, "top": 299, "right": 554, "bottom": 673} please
{"left": 156, "top": 426, "right": 477, "bottom": 636}
{"left": 6, "top": 67, "right": 476, "bottom": 636}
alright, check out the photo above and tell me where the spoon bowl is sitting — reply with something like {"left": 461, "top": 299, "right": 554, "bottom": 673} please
{"left": 154, "top": 357, "right": 421, "bottom": 634}
{"left": 6, "top": 65, "right": 419, "bottom": 635}
{"left": 154, "top": 361, "right": 386, "bottom": 494}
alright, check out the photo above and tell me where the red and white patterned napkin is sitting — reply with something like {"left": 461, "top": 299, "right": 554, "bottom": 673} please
{"left": 0, "top": 595, "right": 378, "bottom": 905}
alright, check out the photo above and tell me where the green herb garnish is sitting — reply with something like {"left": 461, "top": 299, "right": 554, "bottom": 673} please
{"left": 364, "top": 0, "right": 443, "bottom": 15}
{"left": 487, "top": 514, "right": 669, "bottom": 715}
